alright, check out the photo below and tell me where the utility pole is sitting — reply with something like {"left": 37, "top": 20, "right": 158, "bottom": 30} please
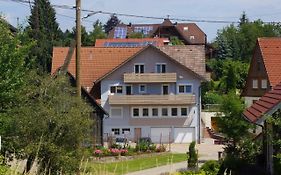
{"left": 76, "top": 0, "right": 81, "bottom": 97}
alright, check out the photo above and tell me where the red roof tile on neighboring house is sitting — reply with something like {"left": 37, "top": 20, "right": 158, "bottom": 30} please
{"left": 95, "top": 38, "right": 169, "bottom": 47}
{"left": 243, "top": 82, "right": 281, "bottom": 123}
{"left": 52, "top": 47, "right": 143, "bottom": 88}
{"left": 258, "top": 38, "right": 281, "bottom": 87}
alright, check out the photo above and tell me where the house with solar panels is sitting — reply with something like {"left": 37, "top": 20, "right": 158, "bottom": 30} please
{"left": 52, "top": 44, "right": 210, "bottom": 144}
{"left": 107, "top": 19, "right": 207, "bottom": 45}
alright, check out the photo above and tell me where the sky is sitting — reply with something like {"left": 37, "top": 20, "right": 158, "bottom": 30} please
{"left": 1, "top": 0, "right": 281, "bottom": 42}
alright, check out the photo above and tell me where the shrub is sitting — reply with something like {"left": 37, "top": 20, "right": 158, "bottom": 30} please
{"left": 94, "top": 149, "right": 103, "bottom": 157}
{"left": 120, "top": 149, "right": 128, "bottom": 156}
{"left": 149, "top": 144, "right": 157, "bottom": 152}
{"left": 0, "top": 165, "right": 8, "bottom": 175}
{"left": 200, "top": 160, "right": 220, "bottom": 175}
{"left": 188, "top": 141, "right": 198, "bottom": 168}
{"left": 109, "top": 148, "right": 120, "bottom": 156}
{"left": 135, "top": 141, "right": 149, "bottom": 152}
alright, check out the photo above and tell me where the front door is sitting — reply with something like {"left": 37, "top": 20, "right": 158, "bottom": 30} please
{"left": 134, "top": 128, "right": 141, "bottom": 142}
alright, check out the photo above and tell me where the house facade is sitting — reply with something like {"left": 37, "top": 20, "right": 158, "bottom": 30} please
{"left": 242, "top": 38, "right": 281, "bottom": 107}
{"left": 52, "top": 45, "right": 209, "bottom": 144}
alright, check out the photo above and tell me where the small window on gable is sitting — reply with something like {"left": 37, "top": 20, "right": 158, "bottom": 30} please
{"left": 261, "top": 79, "right": 267, "bottom": 89}
{"left": 133, "top": 108, "right": 139, "bottom": 117}
{"left": 139, "top": 84, "right": 147, "bottom": 93}
{"left": 190, "top": 36, "right": 195, "bottom": 40}
{"left": 156, "top": 63, "right": 166, "bottom": 73}
{"left": 252, "top": 79, "right": 258, "bottom": 89}
{"left": 183, "top": 27, "right": 189, "bottom": 31}
{"left": 178, "top": 85, "right": 192, "bottom": 94}
{"left": 135, "top": 64, "right": 144, "bottom": 73}
{"left": 110, "top": 86, "right": 123, "bottom": 94}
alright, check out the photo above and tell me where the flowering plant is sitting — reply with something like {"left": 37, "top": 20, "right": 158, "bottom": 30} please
{"left": 94, "top": 149, "right": 103, "bottom": 157}
{"left": 120, "top": 149, "right": 128, "bottom": 156}
{"left": 109, "top": 148, "right": 121, "bottom": 156}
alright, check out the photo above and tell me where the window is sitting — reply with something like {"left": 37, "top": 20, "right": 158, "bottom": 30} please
{"left": 112, "top": 128, "right": 120, "bottom": 135}
{"left": 143, "top": 108, "right": 149, "bottom": 117}
{"left": 162, "top": 84, "right": 169, "bottom": 95}
{"left": 252, "top": 79, "right": 258, "bottom": 89}
{"left": 183, "top": 26, "right": 189, "bottom": 31}
{"left": 135, "top": 64, "right": 144, "bottom": 73}
{"left": 190, "top": 36, "right": 195, "bottom": 40}
{"left": 133, "top": 108, "right": 139, "bottom": 117}
{"left": 178, "top": 85, "right": 192, "bottom": 93}
{"left": 110, "top": 107, "right": 123, "bottom": 118}
{"left": 110, "top": 86, "right": 123, "bottom": 94}
{"left": 122, "top": 128, "right": 130, "bottom": 134}
{"left": 171, "top": 108, "right": 178, "bottom": 116}
{"left": 181, "top": 108, "right": 188, "bottom": 116}
{"left": 162, "top": 108, "right": 168, "bottom": 116}
{"left": 139, "top": 84, "right": 147, "bottom": 93}
{"left": 262, "top": 79, "right": 267, "bottom": 89}
{"left": 152, "top": 108, "right": 158, "bottom": 116}
{"left": 126, "top": 85, "right": 132, "bottom": 95}
{"left": 156, "top": 63, "right": 166, "bottom": 73}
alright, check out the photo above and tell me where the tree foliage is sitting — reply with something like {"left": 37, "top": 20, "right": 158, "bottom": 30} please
{"left": 27, "top": 0, "right": 63, "bottom": 72}
{"left": 1, "top": 73, "right": 93, "bottom": 174}
{"left": 90, "top": 20, "right": 107, "bottom": 45}
{"left": 188, "top": 141, "right": 198, "bottom": 168}
{"left": 214, "top": 13, "right": 281, "bottom": 62}
{"left": 104, "top": 15, "right": 121, "bottom": 34}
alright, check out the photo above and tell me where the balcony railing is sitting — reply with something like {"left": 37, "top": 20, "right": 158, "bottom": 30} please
{"left": 124, "top": 73, "right": 177, "bottom": 83}
{"left": 108, "top": 94, "right": 195, "bottom": 105}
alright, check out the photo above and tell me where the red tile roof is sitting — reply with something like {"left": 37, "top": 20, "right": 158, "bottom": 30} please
{"left": 52, "top": 47, "right": 143, "bottom": 88}
{"left": 95, "top": 38, "right": 169, "bottom": 47}
{"left": 258, "top": 37, "right": 281, "bottom": 87}
{"left": 243, "top": 82, "right": 281, "bottom": 123}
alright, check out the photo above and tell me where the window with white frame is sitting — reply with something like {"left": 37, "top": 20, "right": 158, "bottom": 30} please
{"left": 261, "top": 79, "right": 267, "bottom": 89}
{"left": 142, "top": 108, "right": 149, "bottom": 117}
{"left": 133, "top": 108, "right": 139, "bottom": 117}
{"left": 110, "top": 85, "right": 123, "bottom": 94}
{"left": 134, "top": 64, "right": 145, "bottom": 73}
{"left": 171, "top": 108, "right": 178, "bottom": 116}
{"left": 110, "top": 107, "right": 123, "bottom": 118}
{"left": 112, "top": 128, "right": 120, "bottom": 135}
{"left": 156, "top": 63, "right": 166, "bottom": 73}
{"left": 252, "top": 79, "right": 258, "bottom": 89}
{"left": 178, "top": 84, "right": 192, "bottom": 93}
{"left": 181, "top": 108, "right": 188, "bottom": 116}
{"left": 152, "top": 108, "right": 158, "bottom": 117}
{"left": 161, "top": 108, "right": 168, "bottom": 116}
{"left": 139, "top": 84, "right": 147, "bottom": 93}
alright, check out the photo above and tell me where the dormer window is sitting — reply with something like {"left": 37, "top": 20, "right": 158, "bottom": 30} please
{"left": 252, "top": 79, "right": 258, "bottom": 89}
{"left": 156, "top": 63, "right": 166, "bottom": 73}
{"left": 134, "top": 64, "right": 145, "bottom": 73}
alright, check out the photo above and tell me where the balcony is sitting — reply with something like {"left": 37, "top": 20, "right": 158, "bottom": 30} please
{"left": 108, "top": 94, "right": 195, "bottom": 105}
{"left": 124, "top": 73, "right": 177, "bottom": 83}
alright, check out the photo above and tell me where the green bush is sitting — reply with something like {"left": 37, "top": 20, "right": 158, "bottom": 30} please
{"left": 0, "top": 165, "right": 8, "bottom": 175}
{"left": 188, "top": 141, "right": 198, "bottom": 168}
{"left": 202, "top": 92, "right": 223, "bottom": 105}
{"left": 135, "top": 141, "right": 149, "bottom": 152}
{"left": 200, "top": 160, "right": 220, "bottom": 175}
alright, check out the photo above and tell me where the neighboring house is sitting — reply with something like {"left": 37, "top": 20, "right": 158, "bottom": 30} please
{"left": 52, "top": 45, "right": 210, "bottom": 144}
{"left": 243, "top": 82, "right": 281, "bottom": 175}
{"left": 241, "top": 38, "right": 281, "bottom": 107}
{"left": 95, "top": 38, "right": 170, "bottom": 47}
{"left": 108, "top": 19, "right": 206, "bottom": 45}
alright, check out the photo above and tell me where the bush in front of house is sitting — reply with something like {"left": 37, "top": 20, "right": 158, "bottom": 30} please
{"left": 187, "top": 141, "right": 198, "bottom": 168}
{"left": 200, "top": 160, "right": 220, "bottom": 175}
{"left": 156, "top": 144, "right": 166, "bottom": 152}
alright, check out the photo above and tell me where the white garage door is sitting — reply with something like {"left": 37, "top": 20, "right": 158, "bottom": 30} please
{"left": 174, "top": 127, "right": 195, "bottom": 143}
{"left": 151, "top": 128, "right": 171, "bottom": 143}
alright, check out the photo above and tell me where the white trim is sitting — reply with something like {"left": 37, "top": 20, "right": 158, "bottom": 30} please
{"left": 139, "top": 84, "right": 147, "bottom": 94}
{"left": 110, "top": 107, "right": 123, "bottom": 119}
{"left": 177, "top": 83, "right": 193, "bottom": 94}
{"left": 134, "top": 63, "right": 145, "bottom": 73}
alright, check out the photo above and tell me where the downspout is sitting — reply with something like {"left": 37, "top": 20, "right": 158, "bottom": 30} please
{"left": 198, "top": 85, "right": 202, "bottom": 143}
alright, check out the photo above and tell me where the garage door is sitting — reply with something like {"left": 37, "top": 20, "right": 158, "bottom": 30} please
{"left": 174, "top": 127, "right": 195, "bottom": 143}
{"left": 151, "top": 128, "right": 171, "bottom": 143}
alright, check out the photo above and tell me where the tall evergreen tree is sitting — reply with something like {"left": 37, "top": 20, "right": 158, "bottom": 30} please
{"left": 90, "top": 20, "right": 106, "bottom": 45}
{"left": 104, "top": 15, "right": 121, "bottom": 34}
{"left": 28, "top": 0, "right": 62, "bottom": 72}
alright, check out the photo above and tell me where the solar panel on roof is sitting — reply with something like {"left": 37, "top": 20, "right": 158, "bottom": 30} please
{"left": 114, "top": 27, "right": 127, "bottom": 38}
{"left": 103, "top": 41, "right": 157, "bottom": 47}
{"left": 134, "top": 26, "right": 153, "bottom": 35}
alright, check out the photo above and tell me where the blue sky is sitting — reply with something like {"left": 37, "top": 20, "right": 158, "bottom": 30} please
{"left": 1, "top": 0, "right": 281, "bottom": 42}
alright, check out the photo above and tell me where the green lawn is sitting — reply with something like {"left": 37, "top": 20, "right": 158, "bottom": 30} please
{"left": 88, "top": 153, "right": 187, "bottom": 175}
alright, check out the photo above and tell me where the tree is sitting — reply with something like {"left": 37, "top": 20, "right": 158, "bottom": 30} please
{"left": 188, "top": 141, "right": 198, "bottom": 168}
{"left": 128, "top": 32, "right": 144, "bottom": 38}
{"left": 1, "top": 73, "right": 93, "bottom": 174}
{"left": 104, "top": 15, "right": 120, "bottom": 34}
{"left": 0, "top": 20, "right": 33, "bottom": 111}
{"left": 89, "top": 20, "right": 106, "bottom": 45}
{"left": 27, "top": 0, "right": 62, "bottom": 72}
{"left": 170, "top": 36, "right": 184, "bottom": 45}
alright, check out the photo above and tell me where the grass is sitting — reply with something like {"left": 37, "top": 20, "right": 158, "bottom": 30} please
{"left": 88, "top": 153, "right": 187, "bottom": 175}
